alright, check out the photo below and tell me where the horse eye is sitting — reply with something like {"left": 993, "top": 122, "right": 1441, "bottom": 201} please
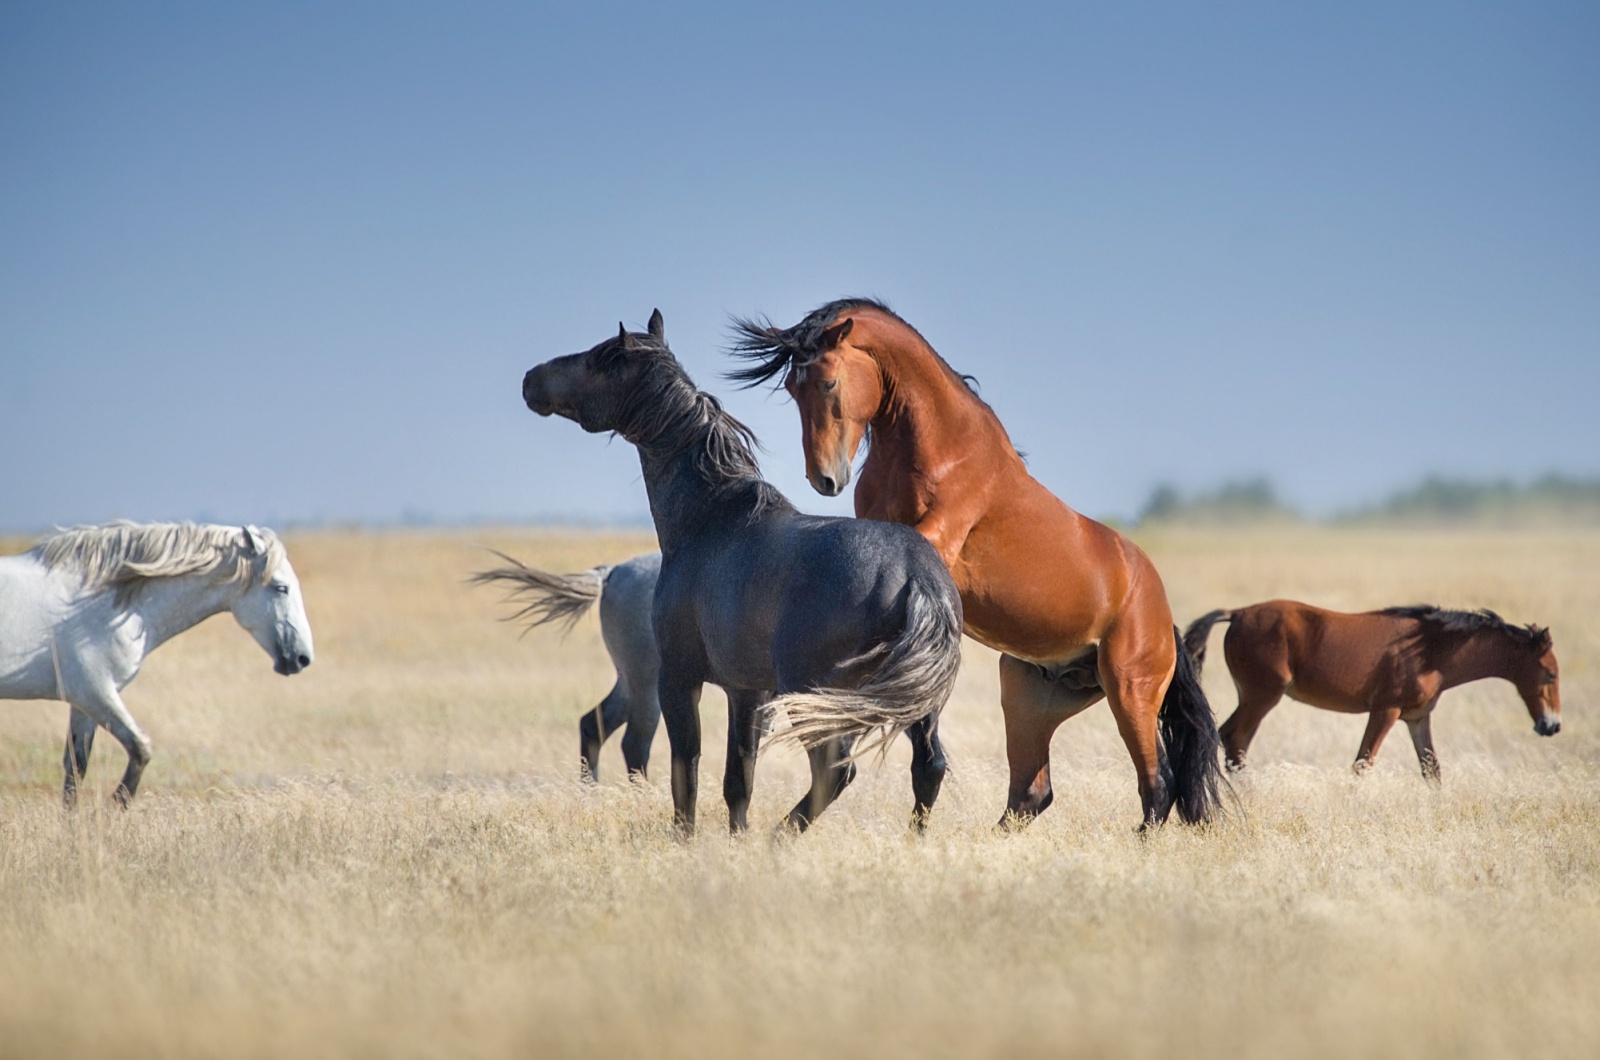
{"left": 1544, "top": 669, "right": 1558, "bottom": 683}
{"left": 273, "top": 584, "right": 290, "bottom": 595}
{"left": 821, "top": 378, "right": 839, "bottom": 392}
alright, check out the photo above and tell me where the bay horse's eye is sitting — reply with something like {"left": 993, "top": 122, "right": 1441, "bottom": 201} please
{"left": 1543, "top": 668, "right": 1558, "bottom": 684}
{"left": 821, "top": 378, "right": 839, "bottom": 393}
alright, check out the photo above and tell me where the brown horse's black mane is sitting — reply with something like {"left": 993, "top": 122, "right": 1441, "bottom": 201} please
{"left": 726, "top": 297, "right": 981, "bottom": 396}
{"left": 1381, "top": 605, "right": 1551, "bottom": 651}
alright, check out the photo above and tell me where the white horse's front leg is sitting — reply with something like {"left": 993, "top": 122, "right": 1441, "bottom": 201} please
{"left": 61, "top": 707, "right": 98, "bottom": 808}
{"left": 71, "top": 685, "right": 152, "bottom": 806}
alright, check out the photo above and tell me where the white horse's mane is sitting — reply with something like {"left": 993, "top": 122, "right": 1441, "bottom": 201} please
{"left": 33, "top": 521, "right": 284, "bottom": 605}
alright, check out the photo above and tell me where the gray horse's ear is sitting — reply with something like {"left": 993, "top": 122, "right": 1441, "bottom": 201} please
{"left": 647, "top": 308, "right": 664, "bottom": 341}
{"left": 618, "top": 321, "right": 636, "bottom": 349}
{"left": 241, "top": 526, "right": 265, "bottom": 555}
{"left": 819, "top": 317, "right": 854, "bottom": 349}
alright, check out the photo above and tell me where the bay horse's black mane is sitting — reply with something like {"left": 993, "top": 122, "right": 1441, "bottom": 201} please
{"left": 1381, "top": 604, "right": 1552, "bottom": 651}
{"left": 726, "top": 297, "right": 981, "bottom": 395}
{"left": 601, "top": 329, "right": 785, "bottom": 513}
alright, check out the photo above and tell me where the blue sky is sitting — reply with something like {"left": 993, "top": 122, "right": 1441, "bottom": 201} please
{"left": 2, "top": 2, "right": 1596, "bottom": 531}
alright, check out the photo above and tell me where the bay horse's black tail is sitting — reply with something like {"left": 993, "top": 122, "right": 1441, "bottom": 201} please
{"left": 1159, "top": 625, "right": 1227, "bottom": 825}
{"left": 1181, "top": 609, "right": 1232, "bottom": 678}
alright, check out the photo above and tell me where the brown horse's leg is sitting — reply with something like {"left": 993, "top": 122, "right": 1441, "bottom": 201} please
{"left": 1218, "top": 688, "right": 1285, "bottom": 772}
{"left": 1405, "top": 708, "right": 1441, "bottom": 782}
{"left": 998, "top": 653, "right": 1100, "bottom": 829}
{"left": 1099, "top": 627, "right": 1176, "bottom": 831}
{"left": 1353, "top": 707, "right": 1400, "bottom": 774}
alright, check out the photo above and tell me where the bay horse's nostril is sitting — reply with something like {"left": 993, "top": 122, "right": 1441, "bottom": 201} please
{"left": 818, "top": 474, "right": 838, "bottom": 495}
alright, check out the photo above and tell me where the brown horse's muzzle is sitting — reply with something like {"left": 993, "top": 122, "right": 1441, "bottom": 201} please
{"left": 1535, "top": 715, "right": 1561, "bottom": 737}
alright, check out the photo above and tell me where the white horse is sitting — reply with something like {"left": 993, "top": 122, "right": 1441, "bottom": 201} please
{"left": 0, "top": 521, "right": 314, "bottom": 804}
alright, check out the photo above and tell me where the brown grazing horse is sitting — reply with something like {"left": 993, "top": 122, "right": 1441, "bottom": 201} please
{"left": 1183, "top": 602, "right": 1562, "bottom": 779}
{"left": 730, "top": 299, "right": 1225, "bottom": 829}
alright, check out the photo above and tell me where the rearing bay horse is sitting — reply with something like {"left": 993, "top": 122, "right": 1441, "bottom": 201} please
{"left": 730, "top": 299, "right": 1224, "bottom": 829}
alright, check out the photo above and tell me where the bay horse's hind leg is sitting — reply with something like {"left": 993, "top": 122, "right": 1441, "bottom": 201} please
{"left": 1218, "top": 687, "right": 1286, "bottom": 772}
{"left": 1353, "top": 707, "right": 1400, "bottom": 774}
{"left": 906, "top": 713, "right": 947, "bottom": 833}
{"left": 784, "top": 737, "right": 857, "bottom": 833}
{"left": 998, "top": 653, "right": 1101, "bottom": 830}
{"left": 61, "top": 707, "right": 97, "bottom": 808}
{"left": 1405, "top": 705, "right": 1441, "bottom": 782}
{"left": 1099, "top": 627, "right": 1179, "bottom": 831}
{"left": 722, "top": 690, "right": 770, "bottom": 833}
{"left": 579, "top": 686, "right": 631, "bottom": 782}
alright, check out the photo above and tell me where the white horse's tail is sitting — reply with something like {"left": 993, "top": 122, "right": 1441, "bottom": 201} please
{"left": 471, "top": 551, "right": 611, "bottom": 635}
{"left": 766, "top": 571, "right": 963, "bottom": 761}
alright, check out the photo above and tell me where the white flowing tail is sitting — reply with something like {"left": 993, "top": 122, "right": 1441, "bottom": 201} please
{"left": 471, "top": 551, "right": 610, "bottom": 634}
{"left": 767, "top": 572, "right": 963, "bottom": 761}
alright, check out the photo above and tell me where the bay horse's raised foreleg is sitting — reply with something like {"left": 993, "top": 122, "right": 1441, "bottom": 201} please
{"left": 784, "top": 737, "right": 857, "bottom": 833}
{"left": 1353, "top": 708, "right": 1400, "bottom": 774}
{"left": 722, "top": 690, "right": 770, "bottom": 832}
{"left": 906, "top": 713, "right": 947, "bottom": 832}
{"left": 1405, "top": 707, "right": 1441, "bottom": 782}
{"left": 61, "top": 707, "right": 97, "bottom": 808}
{"left": 658, "top": 678, "right": 703, "bottom": 835}
{"left": 997, "top": 653, "right": 1101, "bottom": 830}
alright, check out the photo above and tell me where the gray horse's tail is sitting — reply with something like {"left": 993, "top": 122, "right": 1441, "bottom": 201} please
{"left": 767, "top": 572, "right": 963, "bottom": 761}
{"left": 1181, "top": 609, "right": 1233, "bottom": 677}
{"left": 470, "top": 550, "right": 610, "bottom": 634}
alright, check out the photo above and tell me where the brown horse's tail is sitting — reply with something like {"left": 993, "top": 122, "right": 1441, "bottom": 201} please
{"left": 1159, "top": 626, "right": 1227, "bottom": 825}
{"left": 1181, "top": 609, "right": 1232, "bottom": 678}
{"left": 470, "top": 551, "right": 610, "bottom": 634}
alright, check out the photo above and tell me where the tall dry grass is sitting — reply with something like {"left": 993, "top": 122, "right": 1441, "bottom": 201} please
{"left": 1, "top": 527, "right": 1596, "bottom": 1059}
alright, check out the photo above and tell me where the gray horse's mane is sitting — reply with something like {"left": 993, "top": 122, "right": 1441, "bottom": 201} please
{"left": 34, "top": 521, "right": 283, "bottom": 605}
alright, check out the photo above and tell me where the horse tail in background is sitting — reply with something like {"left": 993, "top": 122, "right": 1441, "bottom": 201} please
{"left": 768, "top": 570, "right": 963, "bottom": 761}
{"left": 1181, "top": 609, "right": 1233, "bottom": 677}
{"left": 471, "top": 551, "right": 611, "bottom": 634}
{"left": 1159, "top": 625, "right": 1228, "bottom": 825}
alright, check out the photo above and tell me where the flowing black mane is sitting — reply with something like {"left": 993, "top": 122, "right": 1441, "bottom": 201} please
{"left": 1380, "top": 605, "right": 1552, "bottom": 651}
{"left": 604, "top": 331, "right": 785, "bottom": 511}
{"left": 726, "top": 297, "right": 981, "bottom": 395}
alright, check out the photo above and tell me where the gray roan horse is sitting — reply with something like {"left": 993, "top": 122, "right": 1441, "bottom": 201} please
{"left": 522, "top": 310, "right": 965, "bottom": 834}
{"left": 473, "top": 550, "right": 662, "bottom": 779}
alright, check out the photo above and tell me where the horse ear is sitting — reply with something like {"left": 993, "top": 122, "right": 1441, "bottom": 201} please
{"left": 647, "top": 308, "right": 664, "bottom": 341}
{"left": 1531, "top": 625, "right": 1552, "bottom": 651}
{"left": 241, "top": 526, "right": 265, "bottom": 556}
{"left": 618, "top": 321, "right": 636, "bottom": 349}
{"left": 819, "top": 317, "right": 854, "bottom": 350}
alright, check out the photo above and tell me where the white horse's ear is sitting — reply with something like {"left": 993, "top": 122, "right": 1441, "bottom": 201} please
{"left": 241, "top": 526, "right": 266, "bottom": 555}
{"left": 647, "top": 308, "right": 664, "bottom": 341}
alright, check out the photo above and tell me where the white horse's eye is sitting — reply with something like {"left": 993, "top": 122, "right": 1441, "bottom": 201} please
{"left": 273, "top": 584, "right": 290, "bottom": 595}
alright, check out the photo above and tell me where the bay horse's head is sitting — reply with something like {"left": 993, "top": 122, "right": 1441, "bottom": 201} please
{"left": 1513, "top": 626, "right": 1562, "bottom": 736}
{"left": 782, "top": 317, "right": 882, "bottom": 497}
{"left": 727, "top": 308, "right": 882, "bottom": 497}
{"left": 523, "top": 310, "right": 672, "bottom": 437}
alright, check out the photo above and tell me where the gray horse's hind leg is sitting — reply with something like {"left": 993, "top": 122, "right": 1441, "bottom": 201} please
{"left": 579, "top": 686, "right": 631, "bottom": 781}
{"left": 906, "top": 714, "right": 947, "bottom": 832}
{"left": 61, "top": 707, "right": 97, "bottom": 808}
{"left": 784, "top": 737, "right": 857, "bottom": 832}
{"left": 619, "top": 690, "right": 661, "bottom": 778}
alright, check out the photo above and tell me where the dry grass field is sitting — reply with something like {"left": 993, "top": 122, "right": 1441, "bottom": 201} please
{"left": 2, "top": 527, "right": 1597, "bottom": 1059}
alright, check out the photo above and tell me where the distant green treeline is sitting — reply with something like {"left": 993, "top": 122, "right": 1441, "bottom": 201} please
{"left": 1136, "top": 475, "right": 1600, "bottom": 528}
